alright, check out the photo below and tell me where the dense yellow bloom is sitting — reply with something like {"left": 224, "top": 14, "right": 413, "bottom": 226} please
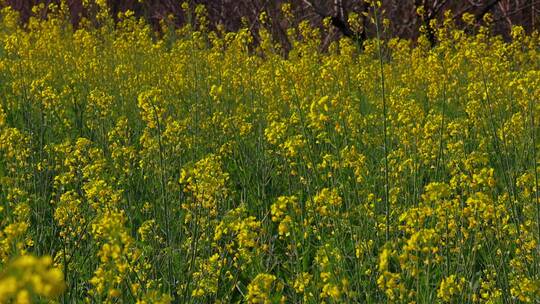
{"left": 265, "top": 121, "right": 287, "bottom": 146}
{"left": 308, "top": 188, "right": 342, "bottom": 218}
{"left": 0, "top": 2, "right": 539, "bottom": 302}
{"left": 437, "top": 275, "right": 465, "bottom": 302}
{"left": 246, "top": 273, "right": 284, "bottom": 304}
{"left": 377, "top": 247, "right": 407, "bottom": 301}
{"left": 0, "top": 255, "right": 65, "bottom": 303}
{"left": 214, "top": 206, "right": 261, "bottom": 257}
{"left": 293, "top": 272, "right": 312, "bottom": 294}
{"left": 270, "top": 195, "right": 300, "bottom": 238}
{"left": 510, "top": 275, "right": 539, "bottom": 303}
{"left": 138, "top": 89, "right": 166, "bottom": 130}
{"left": 180, "top": 154, "right": 229, "bottom": 222}
{"left": 0, "top": 105, "right": 5, "bottom": 127}
{"left": 315, "top": 243, "right": 350, "bottom": 301}
{"left": 191, "top": 253, "right": 222, "bottom": 298}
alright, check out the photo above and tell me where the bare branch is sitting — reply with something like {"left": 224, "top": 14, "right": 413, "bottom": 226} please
{"left": 475, "top": 0, "right": 503, "bottom": 21}
{"left": 432, "top": 0, "right": 449, "bottom": 17}
{"left": 301, "top": 0, "right": 327, "bottom": 17}
{"left": 301, "top": 0, "right": 358, "bottom": 40}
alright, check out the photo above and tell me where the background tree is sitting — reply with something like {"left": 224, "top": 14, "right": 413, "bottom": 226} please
{"left": 4, "top": 0, "right": 539, "bottom": 49}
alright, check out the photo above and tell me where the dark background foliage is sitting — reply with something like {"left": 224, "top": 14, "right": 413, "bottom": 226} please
{"left": 5, "top": 0, "right": 540, "bottom": 46}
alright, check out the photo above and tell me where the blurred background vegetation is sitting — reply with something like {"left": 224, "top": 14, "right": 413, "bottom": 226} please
{"left": 4, "top": 0, "right": 539, "bottom": 49}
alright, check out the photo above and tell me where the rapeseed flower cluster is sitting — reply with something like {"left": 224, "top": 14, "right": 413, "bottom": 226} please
{"left": 0, "top": 255, "right": 65, "bottom": 303}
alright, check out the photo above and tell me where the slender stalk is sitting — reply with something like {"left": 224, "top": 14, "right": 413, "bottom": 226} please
{"left": 150, "top": 102, "right": 173, "bottom": 294}
{"left": 529, "top": 98, "right": 540, "bottom": 267}
{"left": 373, "top": 4, "right": 390, "bottom": 242}
{"left": 477, "top": 55, "right": 520, "bottom": 233}
{"left": 436, "top": 58, "right": 448, "bottom": 181}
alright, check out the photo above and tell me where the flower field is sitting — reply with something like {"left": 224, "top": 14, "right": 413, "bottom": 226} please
{"left": 0, "top": 2, "right": 539, "bottom": 303}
